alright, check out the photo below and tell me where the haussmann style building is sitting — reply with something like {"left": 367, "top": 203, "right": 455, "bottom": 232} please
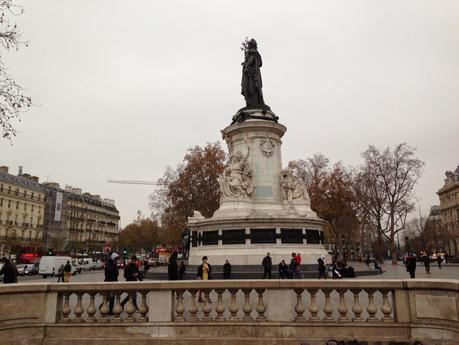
{"left": 0, "top": 166, "right": 46, "bottom": 257}
{"left": 0, "top": 165, "right": 120, "bottom": 256}
{"left": 437, "top": 165, "right": 459, "bottom": 256}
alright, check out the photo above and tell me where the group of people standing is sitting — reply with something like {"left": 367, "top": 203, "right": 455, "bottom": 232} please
{"left": 262, "top": 252, "right": 302, "bottom": 279}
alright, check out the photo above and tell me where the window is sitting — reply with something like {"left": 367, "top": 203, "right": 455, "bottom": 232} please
{"left": 31, "top": 192, "right": 34, "bottom": 200}
{"left": 15, "top": 188, "right": 18, "bottom": 195}
{"left": 202, "top": 230, "right": 219, "bottom": 245}
{"left": 31, "top": 205, "right": 34, "bottom": 212}
{"left": 250, "top": 228, "right": 276, "bottom": 244}
{"left": 281, "top": 229, "right": 303, "bottom": 244}
{"left": 16, "top": 201, "right": 19, "bottom": 210}
{"left": 7, "top": 200, "right": 11, "bottom": 208}
{"left": 222, "top": 229, "right": 246, "bottom": 245}
{"left": 0, "top": 198, "right": 2, "bottom": 207}
{"left": 24, "top": 203, "right": 26, "bottom": 211}
{"left": 306, "top": 230, "right": 321, "bottom": 244}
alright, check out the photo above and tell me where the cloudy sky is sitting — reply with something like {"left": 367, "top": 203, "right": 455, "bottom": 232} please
{"left": 1, "top": 1, "right": 458, "bottom": 227}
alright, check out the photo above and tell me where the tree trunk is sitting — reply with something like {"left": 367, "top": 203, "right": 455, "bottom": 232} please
{"left": 390, "top": 240, "right": 398, "bottom": 265}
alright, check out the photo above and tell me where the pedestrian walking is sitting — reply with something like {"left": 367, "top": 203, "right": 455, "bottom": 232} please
{"left": 178, "top": 261, "right": 186, "bottom": 280}
{"left": 278, "top": 260, "right": 288, "bottom": 279}
{"left": 0, "top": 257, "right": 18, "bottom": 284}
{"left": 318, "top": 255, "right": 326, "bottom": 279}
{"left": 422, "top": 252, "right": 431, "bottom": 274}
{"left": 262, "top": 252, "right": 272, "bottom": 279}
{"left": 121, "top": 256, "right": 139, "bottom": 309}
{"left": 405, "top": 253, "right": 417, "bottom": 279}
{"left": 168, "top": 251, "right": 178, "bottom": 280}
{"left": 223, "top": 259, "right": 231, "bottom": 279}
{"left": 57, "top": 264, "right": 65, "bottom": 283}
{"left": 104, "top": 253, "right": 119, "bottom": 315}
{"left": 436, "top": 254, "right": 442, "bottom": 269}
{"left": 197, "top": 256, "right": 212, "bottom": 302}
{"left": 63, "top": 261, "right": 72, "bottom": 283}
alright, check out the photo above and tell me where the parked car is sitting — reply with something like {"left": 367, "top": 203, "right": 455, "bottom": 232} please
{"left": 91, "top": 260, "right": 102, "bottom": 270}
{"left": 17, "top": 264, "right": 38, "bottom": 276}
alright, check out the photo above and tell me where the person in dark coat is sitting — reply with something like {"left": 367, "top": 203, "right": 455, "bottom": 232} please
{"left": 436, "top": 254, "right": 443, "bottom": 269}
{"left": 278, "top": 260, "right": 288, "bottom": 279}
{"left": 104, "top": 253, "right": 119, "bottom": 315}
{"left": 121, "top": 256, "right": 139, "bottom": 309}
{"left": 223, "top": 260, "right": 232, "bottom": 279}
{"left": 178, "top": 261, "right": 186, "bottom": 280}
{"left": 318, "top": 255, "right": 326, "bottom": 279}
{"left": 168, "top": 251, "right": 178, "bottom": 280}
{"left": 422, "top": 252, "right": 431, "bottom": 274}
{"left": 262, "top": 252, "right": 272, "bottom": 279}
{"left": 0, "top": 257, "right": 18, "bottom": 284}
{"left": 405, "top": 253, "right": 417, "bottom": 279}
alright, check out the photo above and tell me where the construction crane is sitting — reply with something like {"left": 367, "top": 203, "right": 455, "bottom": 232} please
{"left": 107, "top": 180, "right": 164, "bottom": 186}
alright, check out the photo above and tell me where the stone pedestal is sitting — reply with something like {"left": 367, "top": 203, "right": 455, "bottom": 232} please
{"left": 188, "top": 118, "right": 329, "bottom": 266}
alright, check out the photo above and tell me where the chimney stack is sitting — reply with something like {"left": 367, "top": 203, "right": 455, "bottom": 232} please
{"left": 18, "top": 166, "right": 23, "bottom": 175}
{"left": 0, "top": 166, "right": 8, "bottom": 174}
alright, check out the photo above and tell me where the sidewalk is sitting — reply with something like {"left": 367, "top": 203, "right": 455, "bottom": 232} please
{"left": 354, "top": 261, "right": 459, "bottom": 280}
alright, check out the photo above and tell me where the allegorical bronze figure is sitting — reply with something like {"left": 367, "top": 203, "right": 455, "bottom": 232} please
{"left": 241, "top": 38, "right": 265, "bottom": 107}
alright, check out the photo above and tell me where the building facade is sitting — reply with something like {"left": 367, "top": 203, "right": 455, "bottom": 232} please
{"left": 65, "top": 187, "right": 120, "bottom": 253}
{"left": 42, "top": 183, "right": 120, "bottom": 253}
{"left": 0, "top": 166, "right": 46, "bottom": 257}
{"left": 437, "top": 165, "right": 459, "bottom": 257}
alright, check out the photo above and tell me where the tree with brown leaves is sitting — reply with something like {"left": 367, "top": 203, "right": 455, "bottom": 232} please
{"left": 0, "top": 0, "right": 32, "bottom": 140}
{"left": 150, "top": 142, "right": 226, "bottom": 244}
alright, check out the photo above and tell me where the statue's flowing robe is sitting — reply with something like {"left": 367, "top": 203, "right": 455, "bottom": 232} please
{"left": 241, "top": 49, "right": 264, "bottom": 106}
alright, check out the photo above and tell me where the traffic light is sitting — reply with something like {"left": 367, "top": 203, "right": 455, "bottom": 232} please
{"left": 123, "top": 248, "right": 128, "bottom": 259}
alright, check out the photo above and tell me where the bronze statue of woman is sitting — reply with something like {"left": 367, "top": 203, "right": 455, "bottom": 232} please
{"left": 241, "top": 39, "right": 265, "bottom": 107}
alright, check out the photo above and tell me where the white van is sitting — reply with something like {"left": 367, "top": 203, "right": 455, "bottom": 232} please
{"left": 39, "top": 256, "right": 75, "bottom": 278}
{"left": 74, "top": 258, "right": 93, "bottom": 272}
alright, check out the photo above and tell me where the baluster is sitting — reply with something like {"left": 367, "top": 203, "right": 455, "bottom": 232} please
{"left": 322, "top": 289, "right": 334, "bottom": 321}
{"left": 61, "top": 293, "right": 71, "bottom": 322}
{"left": 73, "top": 293, "right": 84, "bottom": 322}
{"left": 124, "top": 293, "right": 137, "bottom": 322}
{"left": 175, "top": 290, "right": 185, "bottom": 321}
{"left": 255, "top": 288, "right": 266, "bottom": 321}
{"left": 294, "top": 288, "right": 306, "bottom": 321}
{"left": 201, "top": 289, "right": 212, "bottom": 321}
{"left": 228, "top": 288, "right": 239, "bottom": 321}
{"left": 307, "top": 289, "right": 320, "bottom": 322}
{"left": 138, "top": 291, "right": 149, "bottom": 322}
{"left": 113, "top": 293, "right": 123, "bottom": 322}
{"left": 86, "top": 293, "right": 97, "bottom": 322}
{"left": 188, "top": 289, "right": 198, "bottom": 321}
{"left": 365, "top": 289, "right": 378, "bottom": 322}
{"left": 99, "top": 293, "right": 109, "bottom": 322}
{"left": 337, "top": 289, "right": 349, "bottom": 322}
{"left": 242, "top": 289, "right": 253, "bottom": 321}
{"left": 380, "top": 289, "right": 393, "bottom": 322}
{"left": 215, "top": 289, "right": 226, "bottom": 321}
{"left": 350, "top": 288, "right": 363, "bottom": 322}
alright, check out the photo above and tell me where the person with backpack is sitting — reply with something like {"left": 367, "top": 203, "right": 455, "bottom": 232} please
{"left": 63, "top": 261, "right": 72, "bottom": 283}
{"left": 289, "top": 253, "right": 297, "bottom": 279}
{"left": 0, "top": 257, "right": 18, "bottom": 284}
{"left": 121, "top": 256, "right": 139, "bottom": 309}
{"left": 104, "top": 253, "right": 119, "bottom": 315}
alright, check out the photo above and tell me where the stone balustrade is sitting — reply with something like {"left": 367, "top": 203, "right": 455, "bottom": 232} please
{"left": 0, "top": 279, "right": 458, "bottom": 345}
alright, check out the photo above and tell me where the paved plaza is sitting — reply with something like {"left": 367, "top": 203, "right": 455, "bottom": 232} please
{"left": 11, "top": 261, "right": 459, "bottom": 284}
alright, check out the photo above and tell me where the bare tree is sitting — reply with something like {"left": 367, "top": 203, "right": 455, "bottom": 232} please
{"left": 0, "top": 0, "right": 31, "bottom": 140}
{"left": 359, "top": 143, "right": 424, "bottom": 264}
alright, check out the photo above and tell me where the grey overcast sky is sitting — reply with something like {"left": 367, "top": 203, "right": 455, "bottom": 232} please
{"left": 1, "top": 1, "right": 458, "bottom": 227}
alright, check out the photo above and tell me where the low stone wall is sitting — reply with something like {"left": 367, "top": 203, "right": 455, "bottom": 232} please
{"left": 0, "top": 279, "right": 458, "bottom": 345}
